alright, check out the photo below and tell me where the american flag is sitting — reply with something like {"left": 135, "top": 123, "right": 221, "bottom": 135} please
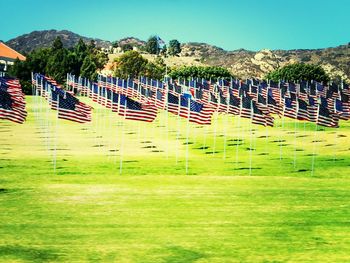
{"left": 342, "top": 82, "right": 350, "bottom": 96}
{"left": 228, "top": 93, "right": 240, "bottom": 115}
{"left": 283, "top": 97, "right": 297, "bottom": 119}
{"left": 118, "top": 95, "right": 157, "bottom": 122}
{"left": 316, "top": 82, "right": 327, "bottom": 98}
{"left": 256, "top": 93, "right": 270, "bottom": 115}
{"left": 150, "top": 88, "right": 166, "bottom": 109}
{"left": 51, "top": 87, "right": 92, "bottom": 123}
{"left": 317, "top": 97, "right": 338, "bottom": 128}
{"left": 0, "top": 78, "right": 27, "bottom": 123}
{"left": 168, "top": 93, "right": 215, "bottom": 125}
{"left": 267, "top": 89, "right": 280, "bottom": 115}
{"left": 340, "top": 93, "right": 350, "bottom": 120}
{"left": 308, "top": 96, "right": 318, "bottom": 123}
{"left": 167, "top": 92, "right": 181, "bottom": 115}
{"left": 181, "top": 96, "right": 215, "bottom": 125}
{"left": 240, "top": 95, "right": 273, "bottom": 127}
{"left": 252, "top": 102, "right": 274, "bottom": 127}
{"left": 334, "top": 97, "right": 350, "bottom": 121}
{"left": 297, "top": 98, "right": 310, "bottom": 121}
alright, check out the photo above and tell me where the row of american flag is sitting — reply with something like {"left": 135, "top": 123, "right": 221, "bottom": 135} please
{"left": 31, "top": 74, "right": 92, "bottom": 123}
{"left": 2, "top": 72, "right": 349, "bottom": 127}
{"left": 66, "top": 73, "right": 350, "bottom": 128}
{"left": 0, "top": 77, "right": 27, "bottom": 123}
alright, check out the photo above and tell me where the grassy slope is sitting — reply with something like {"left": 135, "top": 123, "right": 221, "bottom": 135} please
{"left": 0, "top": 96, "right": 349, "bottom": 262}
{"left": 108, "top": 53, "right": 204, "bottom": 69}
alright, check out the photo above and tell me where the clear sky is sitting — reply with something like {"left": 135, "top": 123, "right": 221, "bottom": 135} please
{"left": 1, "top": 0, "right": 349, "bottom": 51}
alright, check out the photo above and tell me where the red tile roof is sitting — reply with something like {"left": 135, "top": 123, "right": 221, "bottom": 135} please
{"left": 0, "top": 42, "right": 26, "bottom": 61}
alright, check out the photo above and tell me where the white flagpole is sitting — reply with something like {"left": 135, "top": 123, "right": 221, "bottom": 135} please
{"left": 249, "top": 100, "right": 253, "bottom": 176}
{"left": 311, "top": 103, "right": 320, "bottom": 176}
{"left": 223, "top": 83, "right": 229, "bottom": 159}
{"left": 293, "top": 99, "right": 299, "bottom": 169}
{"left": 94, "top": 83, "right": 100, "bottom": 148}
{"left": 235, "top": 95, "right": 242, "bottom": 171}
{"left": 265, "top": 86, "right": 269, "bottom": 154}
{"left": 165, "top": 81, "right": 169, "bottom": 159}
{"left": 46, "top": 84, "right": 52, "bottom": 160}
{"left": 54, "top": 91, "right": 60, "bottom": 175}
{"left": 212, "top": 95, "right": 218, "bottom": 155}
{"left": 279, "top": 88, "right": 284, "bottom": 162}
{"left": 114, "top": 86, "right": 121, "bottom": 165}
{"left": 175, "top": 92, "right": 181, "bottom": 164}
{"left": 103, "top": 84, "right": 108, "bottom": 158}
{"left": 185, "top": 96, "right": 190, "bottom": 175}
{"left": 333, "top": 97, "right": 338, "bottom": 162}
{"left": 137, "top": 79, "right": 142, "bottom": 141}
{"left": 120, "top": 96, "right": 127, "bottom": 175}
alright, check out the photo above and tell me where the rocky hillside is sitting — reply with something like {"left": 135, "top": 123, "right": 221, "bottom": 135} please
{"left": 180, "top": 42, "right": 350, "bottom": 81}
{"left": 117, "top": 37, "right": 146, "bottom": 48}
{"left": 5, "top": 30, "right": 111, "bottom": 54}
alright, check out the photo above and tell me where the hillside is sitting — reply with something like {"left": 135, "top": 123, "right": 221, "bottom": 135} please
{"left": 179, "top": 42, "right": 350, "bottom": 81}
{"left": 117, "top": 37, "right": 146, "bottom": 48}
{"left": 5, "top": 30, "right": 112, "bottom": 54}
{"left": 6, "top": 30, "right": 350, "bottom": 81}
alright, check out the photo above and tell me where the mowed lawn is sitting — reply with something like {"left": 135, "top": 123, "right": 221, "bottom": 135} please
{"left": 0, "top": 96, "right": 350, "bottom": 262}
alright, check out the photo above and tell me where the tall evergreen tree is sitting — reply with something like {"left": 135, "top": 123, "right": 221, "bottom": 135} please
{"left": 80, "top": 55, "right": 97, "bottom": 81}
{"left": 46, "top": 37, "right": 70, "bottom": 83}
{"left": 168, "top": 40, "right": 181, "bottom": 56}
{"left": 146, "top": 36, "right": 159, "bottom": 54}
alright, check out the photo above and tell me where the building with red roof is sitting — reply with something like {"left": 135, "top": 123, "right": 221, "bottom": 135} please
{"left": 0, "top": 42, "right": 26, "bottom": 72}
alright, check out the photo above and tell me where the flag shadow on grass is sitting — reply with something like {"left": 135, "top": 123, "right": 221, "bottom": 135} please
{"left": 0, "top": 245, "right": 61, "bottom": 262}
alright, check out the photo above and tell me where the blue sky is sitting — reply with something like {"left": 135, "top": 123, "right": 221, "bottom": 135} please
{"left": 2, "top": 0, "right": 349, "bottom": 51}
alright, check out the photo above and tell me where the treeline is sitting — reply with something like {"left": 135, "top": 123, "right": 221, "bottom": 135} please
{"left": 9, "top": 37, "right": 108, "bottom": 94}
{"left": 113, "top": 50, "right": 234, "bottom": 80}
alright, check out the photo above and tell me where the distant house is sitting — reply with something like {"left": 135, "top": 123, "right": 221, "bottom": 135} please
{"left": 0, "top": 42, "right": 26, "bottom": 72}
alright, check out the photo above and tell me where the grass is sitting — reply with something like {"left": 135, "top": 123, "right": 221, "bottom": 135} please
{"left": 0, "top": 96, "right": 350, "bottom": 262}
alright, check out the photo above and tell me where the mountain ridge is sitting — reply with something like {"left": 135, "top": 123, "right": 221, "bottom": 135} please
{"left": 5, "top": 29, "right": 112, "bottom": 54}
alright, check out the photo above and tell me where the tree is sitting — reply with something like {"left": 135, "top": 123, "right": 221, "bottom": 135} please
{"left": 93, "top": 52, "right": 108, "bottom": 70}
{"left": 266, "top": 63, "right": 330, "bottom": 83}
{"left": 143, "top": 57, "right": 166, "bottom": 80}
{"left": 120, "top": 44, "right": 133, "bottom": 52}
{"left": 81, "top": 55, "right": 97, "bottom": 81}
{"left": 160, "top": 45, "right": 167, "bottom": 57}
{"left": 74, "top": 38, "right": 88, "bottom": 68}
{"left": 8, "top": 36, "right": 108, "bottom": 91}
{"left": 114, "top": 51, "right": 148, "bottom": 79}
{"left": 87, "top": 40, "right": 96, "bottom": 52}
{"left": 46, "top": 37, "right": 70, "bottom": 83}
{"left": 8, "top": 48, "right": 51, "bottom": 95}
{"left": 168, "top": 39, "right": 181, "bottom": 56}
{"left": 52, "top": 36, "right": 63, "bottom": 51}
{"left": 27, "top": 48, "right": 50, "bottom": 74}
{"left": 145, "top": 36, "right": 159, "bottom": 54}
{"left": 169, "top": 66, "right": 233, "bottom": 80}
{"left": 112, "top": 40, "right": 119, "bottom": 48}
{"left": 7, "top": 58, "right": 32, "bottom": 94}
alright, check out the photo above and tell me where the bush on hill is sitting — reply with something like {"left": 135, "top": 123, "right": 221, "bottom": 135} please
{"left": 266, "top": 63, "right": 330, "bottom": 83}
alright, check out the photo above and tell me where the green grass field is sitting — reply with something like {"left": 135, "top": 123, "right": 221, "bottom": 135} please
{"left": 1, "top": 96, "right": 350, "bottom": 262}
